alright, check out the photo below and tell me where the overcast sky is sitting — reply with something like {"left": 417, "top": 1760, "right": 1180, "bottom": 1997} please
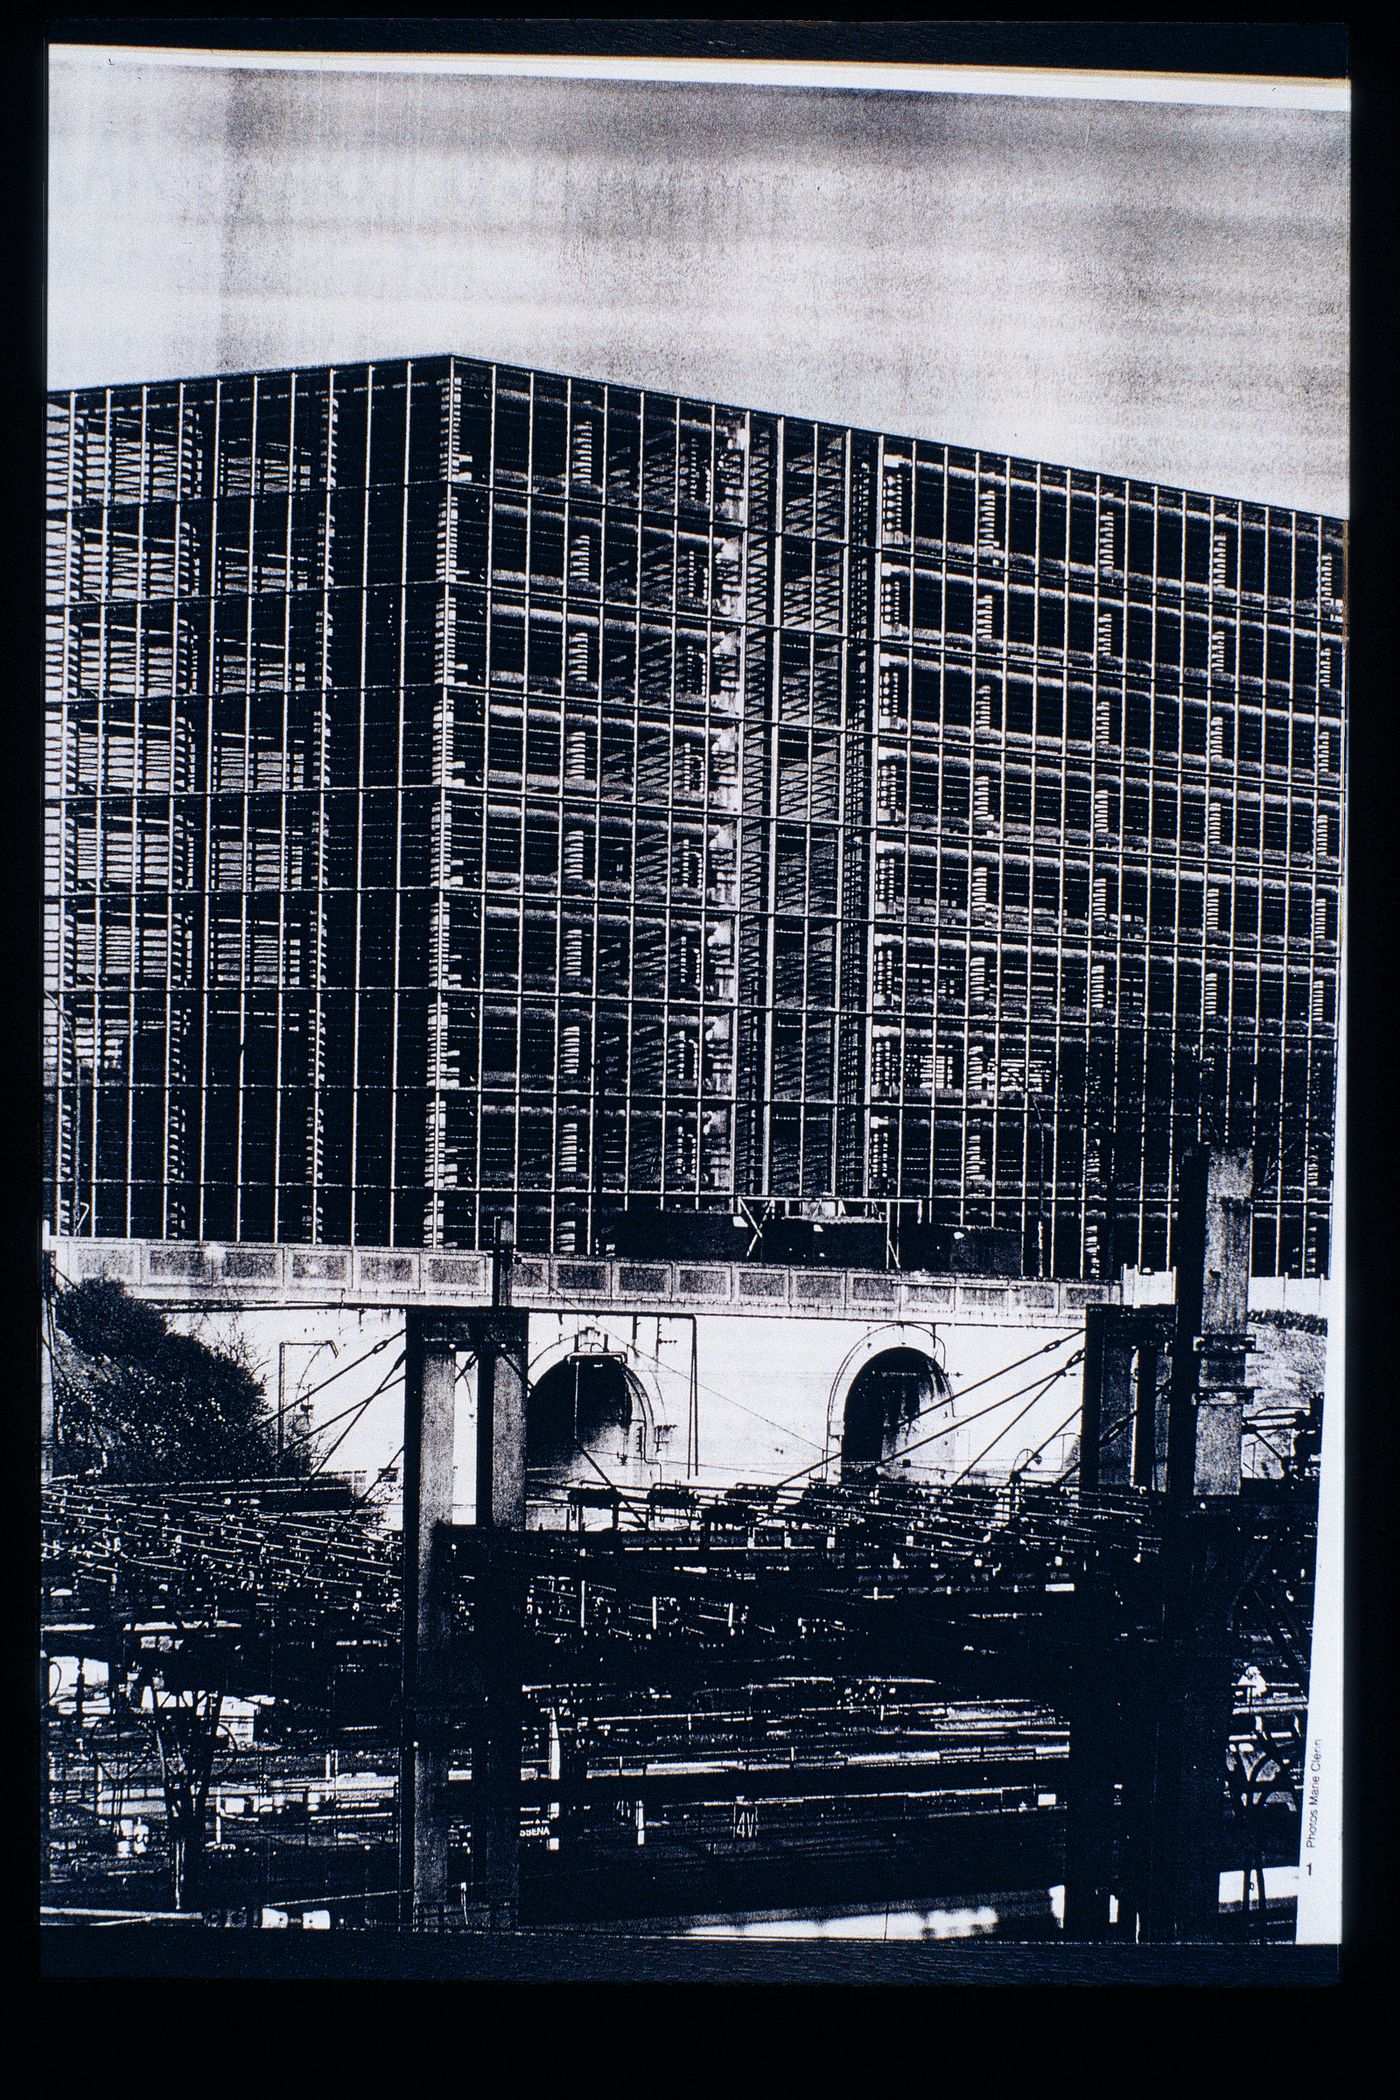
{"left": 48, "top": 50, "right": 1349, "bottom": 514}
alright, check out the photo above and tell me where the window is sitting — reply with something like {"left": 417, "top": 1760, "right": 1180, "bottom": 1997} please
{"left": 881, "top": 569, "right": 910, "bottom": 633}
{"left": 879, "top": 659, "right": 908, "bottom": 724}
{"left": 882, "top": 463, "right": 910, "bottom": 540}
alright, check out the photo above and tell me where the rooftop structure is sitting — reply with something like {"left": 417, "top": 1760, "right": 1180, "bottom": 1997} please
{"left": 45, "top": 355, "right": 1346, "bottom": 1276}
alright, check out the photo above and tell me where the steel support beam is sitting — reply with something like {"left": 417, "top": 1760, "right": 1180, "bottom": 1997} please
{"left": 1133, "top": 1328, "right": 1170, "bottom": 1493}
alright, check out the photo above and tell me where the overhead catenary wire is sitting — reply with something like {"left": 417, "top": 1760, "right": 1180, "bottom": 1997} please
{"left": 309, "top": 1353, "right": 406, "bottom": 1476}
{"left": 897, "top": 1343, "right": 1086, "bottom": 1472}
{"left": 276, "top": 1361, "right": 406, "bottom": 1458}
{"left": 541, "top": 1277, "right": 828, "bottom": 1452}
{"left": 1243, "top": 1422, "right": 1294, "bottom": 1469}
{"left": 545, "top": 1272, "right": 1083, "bottom": 1466}
{"left": 42, "top": 1273, "right": 403, "bottom": 1467}
{"left": 942, "top": 1352, "right": 1085, "bottom": 1492}
{"left": 318, "top": 1347, "right": 472, "bottom": 1505}
{"left": 1053, "top": 1402, "right": 1138, "bottom": 1484}
{"left": 281, "top": 1329, "right": 402, "bottom": 1405}
{"left": 574, "top": 1441, "right": 627, "bottom": 1498}
{"left": 348, "top": 1445, "right": 406, "bottom": 1511}
{"left": 770, "top": 1330, "right": 1085, "bottom": 1490}
{"left": 281, "top": 1343, "right": 464, "bottom": 1461}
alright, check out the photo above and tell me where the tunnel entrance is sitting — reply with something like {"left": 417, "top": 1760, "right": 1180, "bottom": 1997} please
{"left": 527, "top": 1352, "right": 640, "bottom": 1476}
{"left": 840, "top": 1348, "right": 950, "bottom": 1477}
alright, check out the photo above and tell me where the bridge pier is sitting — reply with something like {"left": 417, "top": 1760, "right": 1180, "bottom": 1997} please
{"left": 1127, "top": 1530, "right": 1242, "bottom": 1943}
{"left": 465, "top": 1553, "right": 527, "bottom": 1927}
{"left": 398, "top": 1312, "right": 461, "bottom": 1923}
{"left": 1062, "top": 1646, "right": 1122, "bottom": 1939}
{"left": 399, "top": 1221, "right": 530, "bottom": 1930}
{"left": 1080, "top": 1303, "right": 1173, "bottom": 1494}
{"left": 472, "top": 1312, "right": 529, "bottom": 1532}
{"left": 1167, "top": 1147, "right": 1254, "bottom": 1504}
{"left": 1066, "top": 1147, "right": 1256, "bottom": 1944}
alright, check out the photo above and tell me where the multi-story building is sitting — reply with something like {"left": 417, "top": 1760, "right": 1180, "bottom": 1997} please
{"left": 44, "top": 355, "right": 1346, "bottom": 1277}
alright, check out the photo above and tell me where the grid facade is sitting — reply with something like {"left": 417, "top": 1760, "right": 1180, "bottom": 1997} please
{"left": 45, "top": 355, "right": 1346, "bottom": 1276}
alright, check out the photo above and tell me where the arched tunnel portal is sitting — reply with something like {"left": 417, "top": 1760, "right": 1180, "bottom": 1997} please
{"left": 525, "top": 1337, "right": 662, "bottom": 1503}
{"left": 829, "top": 1330, "right": 953, "bottom": 1481}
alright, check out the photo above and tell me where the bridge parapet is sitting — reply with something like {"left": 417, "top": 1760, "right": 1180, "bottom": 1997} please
{"left": 47, "top": 1236, "right": 1111, "bottom": 1326}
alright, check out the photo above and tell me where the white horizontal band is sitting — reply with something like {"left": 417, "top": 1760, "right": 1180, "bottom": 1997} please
{"left": 50, "top": 46, "right": 1351, "bottom": 113}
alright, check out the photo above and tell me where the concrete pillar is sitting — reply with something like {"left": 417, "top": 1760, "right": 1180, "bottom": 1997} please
{"left": 1081, "top": 1306, "right": 1141, "bottom": 1492}
{"left": 1141, "top": 1650, "right": 1237, "bottom": 1941}
{"left": 1128, "top": 1524, "right": 1240, "bottom": 1943}
{"left": 1079, "top": 1306, "right": 1108, "bottom": 1495}
{"left": 1132, "top": 1331, "right": 1167, "bottom": 1492}
{"left": 40, "top": 1271, "right": 55, "bottom": 1486}
{"left": 1062, "top": 1648, "right": 1120, "bottom": 1938}
{"left": 399, "top": 1312, "right": 461, "bottom": 1924}
{"left": 471, "top": 1312, "right": 529, "bottom": 1531}
{"left": 1102, "top": 1335, "right": 1138, "bottom": 1488}
{"left": 1169, "top": 1148, "right": 1253, "bottom": 1502}
{"left": 1106, "top": 1150, "right": 1256, "bottom": 1938}
{"left": 469, "top": 1557, "right": 525, "bottom": 1926}
{"left": 398, "top": 1229, "right": 530, "bottom": 1932}
{"left": 464, "top": 1304, "right": 529, "bottom": 1925}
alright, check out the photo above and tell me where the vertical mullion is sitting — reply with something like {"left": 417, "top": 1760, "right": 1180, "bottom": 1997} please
{"left": 163, "top": 385, "right": 184, "bottom": 1241}
{"left": 996, "top": 463, "right": 1011, "bottom": 1236}
{"left": 1301, "top": 512, "right": 1321, "bottom": 1271}
{"left": 53, "top": 395, "right": 77, "bottom": 1231}
{"left": 620, "top": 386, "right": 641, "bottom": 1209}
{"left": 387, "top": 362, "right": 414, "bottom": 1247}
{"left": 763, "top": 416, "right": 783, "bottom": 1202}
{"left": 123, "top": 387, "right": 147, "bottom": 1239}
{"left": 557, "top": 386, "right": 572, "bottom": 1239}
{"left": 1028, "top": 462, "right": 1042, "bottom": 1261}
{"left": 1112, "top": 490, "right": 1128, "bottom": 1268}
{"left": 1045, "top": 465, "right": 1066, "bottom": 1268}
{"left": 1198, "top": 497, "right": 1217, "bottom": 1231}
{"left": 195, "top": 382, "right": 219, "bottom": 1242}
{"left": 521, "top": 370, "right": 537, "bottom": 1249}
{"left": 1086, "top": 473, "right": 1103, "bottom": 1277}
{"left": 348, "top": 369, "right": 373, "bottom": 1242}
{"left": 946, "top": 453, "right": 969, "bottom": 1233}
{"left": 899, "top": 540, "right": 916, "bottom": 1218}
{"left": 473, "top": 362, "right": 496, "bottom": 1249}
{"left": 837, "top": 436, "right": 860, "bottom": 1214}
{"left": 89, "top": 386, "right": 112, "bottom": 1239}
{"left": 660, "top": 395, "right": 675, "bottom": 1205}
{"left": 271, "top": 373, "right": 295, "bottom": 1244}
{"left": 838, "top": 427, "right": 860, "bottom": 1208}
{"left": 471, "top": 363, "right": 497, "bottom": 1248}
{"left": 310, "top": 370, "right": 335, "bottom": 1238}
{"left": 584, "top": 385, "right": 605, "bottom": 1240}
{"left": 234, "top": 379, "right": 258, "bottom": 1237}
{"left": 1161, "top": 496, "right": 1180, "bottom": 1275}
